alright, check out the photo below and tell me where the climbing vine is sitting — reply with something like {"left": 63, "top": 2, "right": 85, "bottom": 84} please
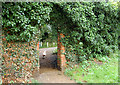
{"left": 2, "top": 2, "right": 120, "bottom": 83}
{"left": 49, "top": 2, "right": 119, "bottom": 63}
{"left": 2, "top": 2, "right": 53, "bottom": 83}
{"left": 2, "top": 2, "right": 53, "bottom": 42}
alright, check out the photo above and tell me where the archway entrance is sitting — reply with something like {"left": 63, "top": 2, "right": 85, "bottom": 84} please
{"left": 39, "top": 47, "right": 57, "bottom": 74}
{"left": 31, "top": 32, "right": 75, "bottom": 83}
{"left": 37, "top": 32, "right": 66, "bottom": 72}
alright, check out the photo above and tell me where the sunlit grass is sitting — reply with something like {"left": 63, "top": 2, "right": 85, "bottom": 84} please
{"left": 52, "top": 48, "right": 57, "bottom": 54}
{"left": 65, "top": 51, "right": 119, "bottom": 83}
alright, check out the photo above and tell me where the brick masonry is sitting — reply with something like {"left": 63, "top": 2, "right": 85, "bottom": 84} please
{"left": 57, "top": 33, "right": 67, "bottom": 71}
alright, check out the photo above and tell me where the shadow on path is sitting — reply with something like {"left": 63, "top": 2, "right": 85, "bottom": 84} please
{"left": 39, "top": 47, "right": 58, "bottom": 73}
{"left": 32, "top": 47, "right": 76, "bottom": 83}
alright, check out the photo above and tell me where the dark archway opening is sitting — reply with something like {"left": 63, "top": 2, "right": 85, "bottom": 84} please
{"left": 38, "top": 25, "right": 58, "bottom": 74}
{"left": 39, "top": 47, "right": 58, "bottom": 74}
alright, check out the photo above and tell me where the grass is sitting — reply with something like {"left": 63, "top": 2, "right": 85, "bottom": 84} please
{"left": 27, "top": 78, "right": 39, "bottom": 83}
{"left": 65, "top": 50, "right": 119, "bottom": 83}
{"left": 52, "top": 48, "right": 57, "bottom": 54}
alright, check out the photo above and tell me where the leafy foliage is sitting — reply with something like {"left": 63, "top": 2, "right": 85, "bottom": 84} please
{"left": 65, "top": 51, "right": 118, "bottom": 83}
{"left": 40, "top": 24, "right": 57, "bottom": 42}
{"left": 2, "top": 2, "right": 120, "bottom": 83}
{"left": 117, "top": 2, "right": 120, "bottom": 49}
{"left": 2, "top": 40, "right": 39, "bottom": 83}
{"left": 2, "top": 2, "right": 53, "bottom": 42}
{"left": 50, "top": 2, "right": 119, "bottom": 63}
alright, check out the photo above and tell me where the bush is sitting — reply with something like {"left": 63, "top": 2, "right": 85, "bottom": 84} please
{"left": 50, "top": 2, "right": 119, "bottom": 63}
{"left": 2, "top": 2, "right": 53, "bottom": 42}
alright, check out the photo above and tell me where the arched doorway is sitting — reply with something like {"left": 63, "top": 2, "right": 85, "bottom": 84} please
{"left": 37, "top": 32, "right": 66, "bottom": 72}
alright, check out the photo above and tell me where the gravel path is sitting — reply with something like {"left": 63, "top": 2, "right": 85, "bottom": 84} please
{"left": 32, "top": 47, "right": 76, "bottom": 83}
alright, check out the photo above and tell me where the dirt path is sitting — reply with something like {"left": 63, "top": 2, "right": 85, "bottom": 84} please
{"left": 32, "top": 47, "right": 76, "bottom": 83}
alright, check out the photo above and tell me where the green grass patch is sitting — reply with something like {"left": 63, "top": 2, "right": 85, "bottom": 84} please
{"left": 65, "top": 51, "right": 119, "bottom": 83}
{"left": 52, "top": 48, "right": 57, "bottom": 54}
{"left": 28, "top": 78, "right": 39, "bottom": 83}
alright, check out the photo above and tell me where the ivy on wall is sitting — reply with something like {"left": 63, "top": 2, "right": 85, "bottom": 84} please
{"left": 2, "top": 41, "right": 39, "bottom": 83}
{"left": 2, "top": 2, "right": 119, "bottom": 63}
{"left": 49, "top": 2, "right": 119, "bottom": 63}
{"left": 2, "top": 2, "right": 53, "bottom": 42}
{"left": 2, "top": 2, "right": 120, "bottom": 83}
